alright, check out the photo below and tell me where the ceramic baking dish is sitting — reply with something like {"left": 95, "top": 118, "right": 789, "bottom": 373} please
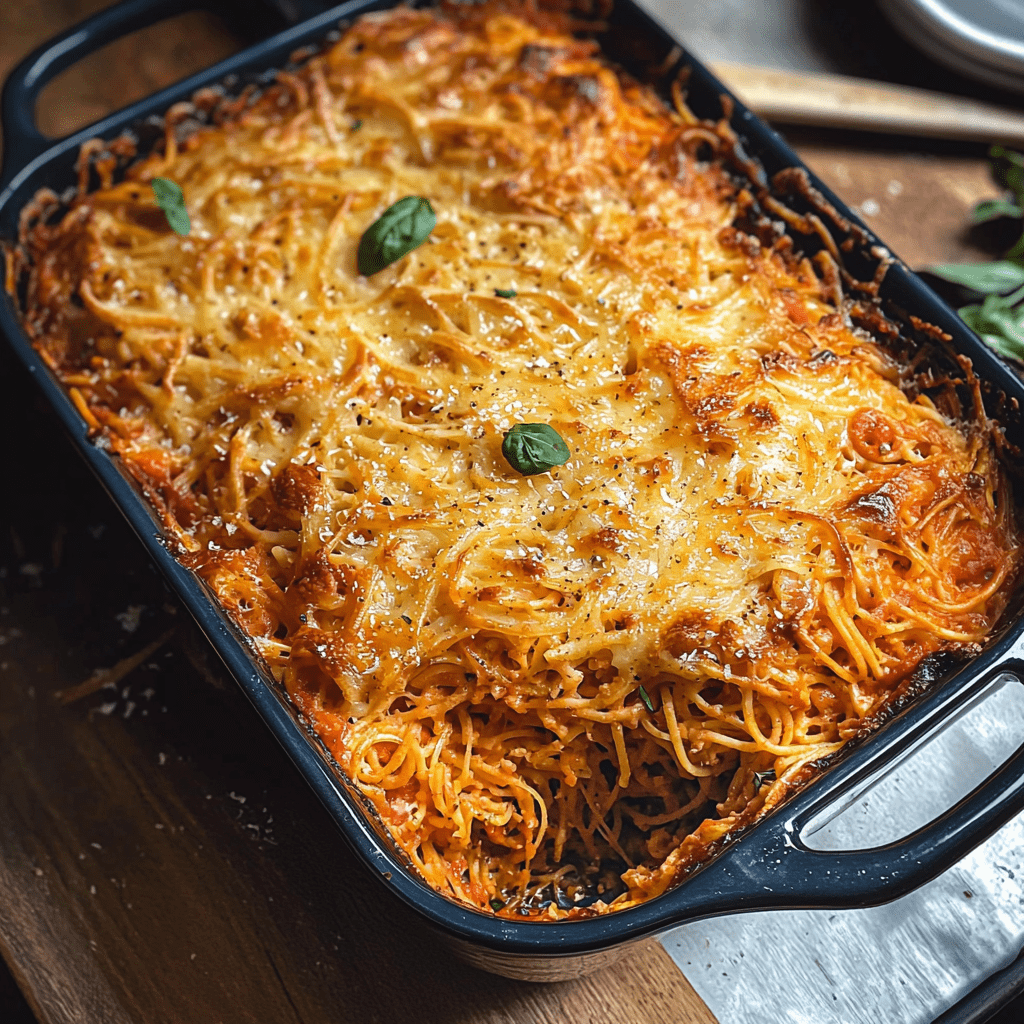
{"left": 4, "top": 0, "right": 1024, "bottom": 982}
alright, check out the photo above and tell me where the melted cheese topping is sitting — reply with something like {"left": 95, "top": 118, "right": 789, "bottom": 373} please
{"left": 14, "top": 2, "right": 1020, "bottom": 918}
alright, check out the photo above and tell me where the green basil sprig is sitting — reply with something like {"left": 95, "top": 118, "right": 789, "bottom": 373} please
{"left": 494, "top": 287, "right": 517, "bottom": 298}
{"left": 925, "top": 146, "right": 1024, "bottom": 360}
{"left": 501, "top": 423, "right": 571, "bottom": 476}
{"left": 929, "top": 260, "right": 1024, "bottom": 293}
{"left": 974, "top": 198, "right": 1023, "bottom": 226}
{"left": 151, "top": 178, "right": 190, "bottom": 236}
{"left": 985, "top": 145, "right": 1024, "bottom": 258}
{"left": 357, "top": 196, "right": 435, "bottom": 276}
{"left": 638, "top": 685, "right": 655, "bottom": 713}
{"left": 958, "top": 285, "right": 1024, "bottom": 361}
{"left": 926, "top": 261, "right": 1024, "bottom": 361}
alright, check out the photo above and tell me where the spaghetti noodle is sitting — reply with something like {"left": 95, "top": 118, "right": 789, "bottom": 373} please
{"left": 10, "top": 0, "right": 1021, "bottom": 918}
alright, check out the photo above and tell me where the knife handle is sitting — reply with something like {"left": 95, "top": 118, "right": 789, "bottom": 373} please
{"left": 711, "top": 60, "right": 1024, "bottom": 146}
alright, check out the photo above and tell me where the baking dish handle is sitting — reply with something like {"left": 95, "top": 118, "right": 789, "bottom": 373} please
{"left": 0, "top": 0, "right": 215, "bottom": 186}
{"left": 672, "top": 664, "right": 1024, "bottom": 918}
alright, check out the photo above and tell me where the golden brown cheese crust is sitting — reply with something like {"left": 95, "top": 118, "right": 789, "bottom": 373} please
{"left": 11, "top": 1, "right": 1021, "bottom": 917}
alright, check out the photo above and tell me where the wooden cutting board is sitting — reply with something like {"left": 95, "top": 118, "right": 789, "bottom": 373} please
{"left": 0, "top": 4, "right": 1007, "bottom": 1023}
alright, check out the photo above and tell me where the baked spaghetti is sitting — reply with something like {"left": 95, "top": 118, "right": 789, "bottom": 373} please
{"left": 10, "top": 0, "right": 1021, "bottom": 918}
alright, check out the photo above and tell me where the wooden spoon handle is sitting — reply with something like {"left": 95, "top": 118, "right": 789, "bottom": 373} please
{"left": 710, "top": 61, "right": 1024, "bottom": 147}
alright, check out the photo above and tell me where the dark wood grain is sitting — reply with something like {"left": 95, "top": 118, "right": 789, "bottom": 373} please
{"left": 0, "top": 2, "right": 1015, "bottom": 1023}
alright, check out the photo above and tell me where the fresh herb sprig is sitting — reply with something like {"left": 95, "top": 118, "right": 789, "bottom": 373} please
{"left": 501, "top": 423, "right": 571, "bottom": 476}
{"left": 357, "top": 196, "right": 435, "bottom": 276}
{"left": 151, "top": 177, "right": 190, "bottom": 236}
{"left": 927, "top": 146, "right": 1024, "bottom": 361}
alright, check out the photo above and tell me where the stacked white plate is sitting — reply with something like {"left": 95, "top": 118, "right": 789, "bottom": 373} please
{"left": 882, "top": 0, "right": 1024, "bottom": 93}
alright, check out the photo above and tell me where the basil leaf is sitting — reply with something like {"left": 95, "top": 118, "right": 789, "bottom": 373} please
{"left": 928, "top": 260, "right": 1024, "bottom": 293}
{"left": 991, "top": 145, "right": 1024, "bottom": 170}
{"left": 1001, "top": 281, "right": 1024, "bottom": 307}
{"left": 351, "top": 119, "right": 363, "bottom": 131}
{"left": 489, "top": 898, "right": 505, "bottom": 911}
{"left": 993, "top": 146, "right": 1024, "bottom": 208}
{"left": 987, "top": 148, "right": 1024, "bottom": 257}
{"left": 947, "top": 148, "right": 1024, "bottom": 362}
{"left": 638, "top": 685, "right": 655, "bottom": 713}
{"left": 959, "top": 301, "right": 1024, "bottom": 359}
{"left": 494, "top": 287, "right": 517, "bottom": 298}
{"left": 1005, "top": 165, "right": 1024, "bottom": 207}
{"left": 973, "top": 198, "right": 1023, "bottom": 225}
{"left": 501, "top": 423, "right": 571, "bottom": 476}
{"left": 962, "top": 317, "right": 1024, "bottom": 360}
{"left": 1007, "top": 234, "right": 1024, "bottom": 262}
{"left": 753, "top": 770, "right": 776, "bottom": 792}
{"left": 982, "top": 300, "right": 1024, "bottom": 345}
{"left": 958, "top": 304, "right": 985, "bottom": 330}
{"left": 151, "top": 177, "right": 190, "bottom": 236}
{"left": 357, "top": 196, "right": 435, "bottom": 276}
{"left": 983, "top": 331, "right": 1024, "bottom": 361}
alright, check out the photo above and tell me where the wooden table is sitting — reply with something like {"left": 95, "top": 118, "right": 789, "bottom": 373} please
{"left": 0, "top": 3, "right": 1015, "bottom": 1022}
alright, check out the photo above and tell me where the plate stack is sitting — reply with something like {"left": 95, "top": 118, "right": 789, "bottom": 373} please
{"left": 882, "top": 0, "right": 1024, "bottom": 93}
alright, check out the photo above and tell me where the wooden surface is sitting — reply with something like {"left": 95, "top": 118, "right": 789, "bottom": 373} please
{"left": 0, "top": 3, "right": 1018, "bottom": 1023}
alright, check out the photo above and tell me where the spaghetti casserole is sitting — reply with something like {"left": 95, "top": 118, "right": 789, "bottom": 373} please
{"left": 10, "top": 0, "right": 1021, "bottom": 918}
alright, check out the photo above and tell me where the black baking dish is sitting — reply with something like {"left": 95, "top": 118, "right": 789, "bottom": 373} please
{"left": 5, "top": 0, "right": 1024, "bottom": 983}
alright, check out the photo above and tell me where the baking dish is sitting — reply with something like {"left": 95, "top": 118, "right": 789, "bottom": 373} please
{"left": 5, "top": 0, "right": 1024, "bottom": 982}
